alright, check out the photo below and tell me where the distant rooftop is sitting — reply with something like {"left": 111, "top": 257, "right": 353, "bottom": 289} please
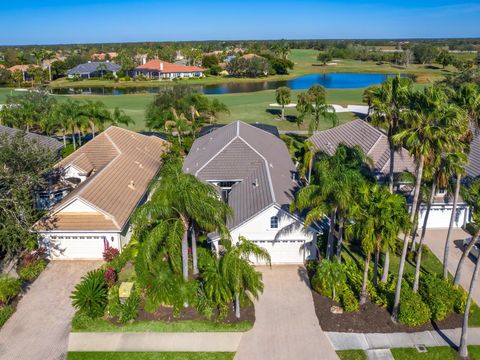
{"left": 0, "top": 124, "right": 63, "bottom": 153}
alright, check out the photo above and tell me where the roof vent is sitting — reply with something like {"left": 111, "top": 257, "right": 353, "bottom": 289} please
{"left": 253, "top": 178, "right": 259, "bottom": 187}
{"left": 128, "top": 180, "right": 135, "bottom": 190}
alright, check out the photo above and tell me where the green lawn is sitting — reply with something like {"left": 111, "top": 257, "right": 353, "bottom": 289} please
{"left": 338, "top": 346, "right": 480, "bottom": 360}
{"left": 71, "top": 314, "right": 252, "bottom": 333}
{"left": 337, "top": 349, "right": 367, "bottom": 360}
{"left": 67, "top": 352, "right": 234, "bottom": 360}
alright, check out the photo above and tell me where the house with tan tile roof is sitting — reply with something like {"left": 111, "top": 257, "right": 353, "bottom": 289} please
{"left": 34, "top": 126, "right": 168, "bottom": 259}
{"left": 130, "top": 59, "right": 204, "bottom": 80}
{"left": 309, "top": 119, "right": 471, "bottom": 229}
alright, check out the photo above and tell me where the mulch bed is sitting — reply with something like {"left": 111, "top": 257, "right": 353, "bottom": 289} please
{"left": 312, "top": 290, "right": 463, "bottom": 333}
{"left": 135, "top": 303, "right": 256, "bottom": 325}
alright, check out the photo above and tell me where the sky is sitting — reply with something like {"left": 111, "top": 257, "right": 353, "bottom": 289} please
{"left": 0, "top": 0, "right": 479, "bottom": 45}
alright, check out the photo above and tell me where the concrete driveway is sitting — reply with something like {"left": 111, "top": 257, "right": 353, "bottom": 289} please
{"left": 0, "top": 261, "right": 101, "bottom": 360}
{"left": 235, "top": 266, "right": 339, "bottom": 360}
{"left": 424, "top": 228, "right": 480, "bottom": 304}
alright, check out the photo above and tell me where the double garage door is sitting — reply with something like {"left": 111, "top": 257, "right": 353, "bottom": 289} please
{"left": 249, "top": 240, "right": 311, "bottom": 264}
{"left": 47, "top": 235, "right": 106, "bottom": 259}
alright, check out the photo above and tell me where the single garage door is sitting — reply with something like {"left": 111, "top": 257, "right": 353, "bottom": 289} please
{"left": 48, "top": 235, "right": 105, "bottom": 259}
{"left": 250, "top": 240, "right": 308, "bottom": 264}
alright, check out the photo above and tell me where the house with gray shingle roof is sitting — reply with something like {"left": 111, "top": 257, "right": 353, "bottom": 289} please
{"left": 309, "top": 119, "right": 471, "bottom": 229}
{"left": 66, "top": 61, "right": 120, "bottom": 79}
{"left": 184, "top": 121, "right": 318, "bottom": 264}
{"left": 0, "top": 124, "right": 63, "bottom": 154}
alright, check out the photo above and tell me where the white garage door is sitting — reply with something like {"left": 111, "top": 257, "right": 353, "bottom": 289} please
{"left": 48, "top": 236, "right": 105, "bottom": 259}
{"left": 250, "top": 240, "right": 309, "bottom": 264}
{"left": 419, "top": 206, "right": 468, "bottom": 229}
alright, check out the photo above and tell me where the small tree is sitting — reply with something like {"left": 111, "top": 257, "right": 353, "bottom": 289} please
{"left": 275, "top": 86, "right": 291, "bottom": 120}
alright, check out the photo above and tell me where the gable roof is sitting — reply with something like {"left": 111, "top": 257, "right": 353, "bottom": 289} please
{"left": 135, "top": 59, "right": 204, "bottom": 73}
{"left": 0, "top": 125, "right": 63, "bottom": 152}
{"left": 466, "top": 134, "right": 480, "bottom": 179}
{"left": 35, "top": 127, "right": 167, "bottom": 232}
{"left": 308, "top": 119, "right": 415, "bottom": 175}
{"left": 184, "top": 121, "right": 298, "bottom": 229}
{"left": 66, "top": 61, "right": 120, "bottom": 75}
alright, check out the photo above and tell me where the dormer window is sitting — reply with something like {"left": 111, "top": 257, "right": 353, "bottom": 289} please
{"left": 270, "top": 216, "right": 279, "bottom": 229}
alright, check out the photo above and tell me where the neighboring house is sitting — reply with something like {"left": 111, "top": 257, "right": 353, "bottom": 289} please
{"left": 0, "top": 124, "right": 63, "bottom": 154}
{"left": 34, "top": 127, "right": 167, "bottom": 259}
{"left": 309, "top": 119, "right": 471, "bottom": 229}
{"left": 66, "top": 61, "right": 121, "bottom": 79}
{"left": 8, "top": 64, "right": 38, "bottom": 81}
{"left": 184, "top": 121, "right": 319, "bottom": 264}
{"left": 130, "top": 60, "right": 204, "bottom": 79}
{"left": 91, "top": 52, "right": 118, "bottom": 61}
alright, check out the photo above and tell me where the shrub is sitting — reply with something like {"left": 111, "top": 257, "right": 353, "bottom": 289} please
{"left": 19, "top": 259, "right": 48, "bottom": 282}
{"left": 371, "top": 277, "right": 396, "bottom": 309}
{"left": 0, "top": 276, "right": 22, "bottom": 305}
{"left": 103, "top": 267, "right": 117, "bottom": 288}
{"left": 398, "top": 286, "right": 431, "bottom": 327}
{"left": 340, "top": 285, "right": 359, "bottom": 312}
{"left": 0, "top": 305, "right": 14, "bottom": 328}
{"left": 454, "top": 286, "right": 469, "bottom": 314}
{"left": 311, "top": 260, "right": 345, "bottom": 301}
{"left": 71, "top": 269, "right": 108, "bottom": 318}
{"left": 103, "top": 246, "right": 120, "bottom": 262}
{"left": 71, "top": 312, "right": 95, "bottom": 330}
{"left": 119, "top": 290, "right": 140, "bottom": 323}
{"left": 420, "top": 275, "right": 456, "bottom": 321}
{"left": 343, "top": 260, "right": 364, "bottom": 296}
{"left": 107, "top": 285, "right": 122, "bottom": 317}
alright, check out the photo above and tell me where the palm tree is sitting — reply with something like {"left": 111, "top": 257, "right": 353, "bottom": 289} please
{"left": 42, "top": 50, "right": 56, "bottom": 82}
{"left": 110, "top": 107, "right": 135, "bottom": 127}
{"left": 391, "top": 86, "right": 451, "bottom": 319}
{"left": 206, "top": 99, "right": 229, "bottom": 125}
{"left": 56, "top": 100, "right": 83, "bottom": 150}
{"left": 275, "top": 86, "right": 291, "bottom": 120}
{"left": 366, "top": 75, "right": 413, "bottom": 193}
{"left": 81, "top": 100, "right": 111, "bottom": 138}
{"left": 296, "top": 85, "right": 337, "bottom": 134}
{"left": 457, "top": 179, "right": 480, "bottom": 358}
{"left": 133, "top": 158, "right": 232, "bottom": 281}
{"left": 454, "top": 180, "right": 480, "bottom": 286}
{"left": 291, "top": 145, "right": 366, "bottom": 260}
{"left": 223, "top": 236, "right": 271, "bottom": 318}
{"left": 444, "top": 83, "right": 479, "bottom": 279}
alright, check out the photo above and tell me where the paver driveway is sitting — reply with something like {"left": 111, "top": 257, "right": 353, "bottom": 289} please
{"left": 0, "top": 261, "right": 101, "bottom": 360}
{"left": 235, "top": 266, "right": 339, "bottom": 360}
{"left": 424, "top": 228, "right": 480, "bottom": 304}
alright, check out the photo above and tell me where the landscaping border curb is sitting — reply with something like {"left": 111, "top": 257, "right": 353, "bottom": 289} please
{"left": 68, "top": 332, "right": 244, "bottom": 352}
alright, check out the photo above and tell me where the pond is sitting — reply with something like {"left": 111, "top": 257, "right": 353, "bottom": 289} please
{"left": 51, "top": 73, "right": 411, "bottom": 96}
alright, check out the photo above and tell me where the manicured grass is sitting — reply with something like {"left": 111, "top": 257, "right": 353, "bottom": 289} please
{"left": 67, "top": 352, "right": 235, "bottom": 360}
{"left": 336, "top": 349, "right": 367, "bottom": 360}
{"left": 391, "top": 346, "right": 458, "bottom": 359}
{"left": 71, "top": 314, "right": 252, "bottom": 333}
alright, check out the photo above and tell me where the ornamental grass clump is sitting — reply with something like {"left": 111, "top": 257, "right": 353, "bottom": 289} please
{"left": 0, "top": 276, "right": 21, "bottom": 306}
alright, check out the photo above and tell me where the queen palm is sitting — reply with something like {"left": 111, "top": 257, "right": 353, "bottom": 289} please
{"left": 56, "top": 100, "right": 83, "bottom": 150}
{"left": 81, "top": 100, "right": 111, "bottom": 138}
{"left": 366, "top": 75, "right": 413, "bottom": 193}
{"left": 223, "top": 236, "right": 270, "bottom": 318}
{"left": 133, "top": 159, "right": 232, "bottom": 281}
{"left": 457, "top": 179, "right": 480, "bottom": 358}
{"left": 391, "top": 86, "right": 451, "bottom": 319}
{"left": 275, "top": 86, "right": 291, "bottom": 120}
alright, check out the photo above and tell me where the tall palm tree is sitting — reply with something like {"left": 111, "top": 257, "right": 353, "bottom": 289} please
{"left": 391, "top": 86, "right": 450, "bottom": 320}
{"left": 275, "top": 86, "right": 291, "bottom": 120}
{"left": 133, "top": 159, "right": 232, "bottom": 281}
{"left": 80, "top": 100, "right": 111, "bottom": 138}
{"left": 457, "top": 179, "right": 480, "bottom": 358}
{"left": 366, "top": 75, "right": 413, "bottom": 193}
{"left": 454, "top": 180, "right": 480, "bottom": 286}
{"left": 57, "top": 100, "right": 83, "bottom": 150}
{"left": 444, "top": 83, "right": 479, "bottom": 279}
{"left": 223, "top": 236, "right": 271, "bottom": 318}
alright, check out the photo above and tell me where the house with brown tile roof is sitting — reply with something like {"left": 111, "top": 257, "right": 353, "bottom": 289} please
{"left": 309, "top": 119, "right": 471, "bottom": 229}
{"left": 34, "top": 126, "right": 168, "bottom": 259}
{"left": 184, "top": 121, "right": 318, "bottom": 264}
{"left": 130, "top": 59, "right": 204, "bottom": 80}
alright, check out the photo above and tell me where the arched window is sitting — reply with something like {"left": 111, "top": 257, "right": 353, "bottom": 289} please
{"left": 270, "top": 216, "right": 279, "bottom": 229}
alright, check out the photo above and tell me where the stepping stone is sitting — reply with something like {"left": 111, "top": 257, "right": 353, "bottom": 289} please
{"left": 365, "top": 348, "right": 394, "bottom": 360}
